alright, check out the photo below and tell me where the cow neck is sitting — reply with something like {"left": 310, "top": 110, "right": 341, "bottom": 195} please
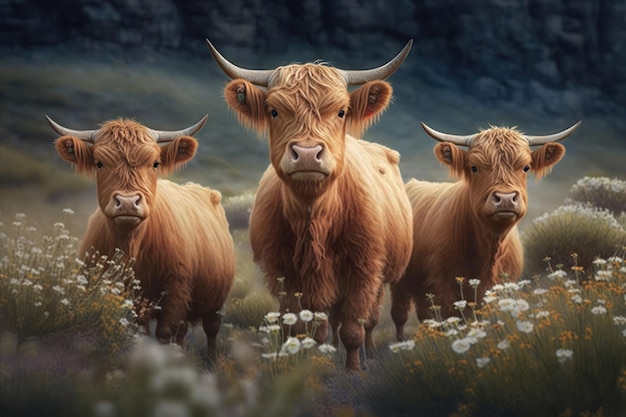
{"left": 457, "top": 189, "right": 512, "bottom": 283}
{"left": 108, "top": 219, "right": 146, "bottom": 260}
{"left": 282, "top": 181, "right": 342, "bottom": 283}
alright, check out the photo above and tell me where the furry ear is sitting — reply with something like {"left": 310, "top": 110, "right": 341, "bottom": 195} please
{"left": 54, "top": 136, "right": 95, "bottom": 176}
{"left": 224, "top": 80, "right": 268, "bottom": 136}
{"left": 434, "top": 142, "right": 467, "bottom": 179}
{"left": 347, "top": 81, "right": 392, "bottom": 138}
{"left": 531, "top": 142, "right": 566, "bottom": 179}
{"left": 160, "top": 136, "right": 198, "bottom": 174}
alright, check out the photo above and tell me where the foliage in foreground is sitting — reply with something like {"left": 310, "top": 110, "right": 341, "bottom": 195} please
{"left": 362, "top": 259, "right": 626, "bottom": 417}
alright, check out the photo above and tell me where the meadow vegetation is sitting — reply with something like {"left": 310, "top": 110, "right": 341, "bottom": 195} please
{"left": 1, "top": 176, "right": 626, "bottom": 417}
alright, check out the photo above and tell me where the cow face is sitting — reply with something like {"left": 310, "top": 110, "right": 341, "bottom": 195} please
{"left": 50, "top": 117, "right": 205, "bottom": 233}
{"left": 224, "top": 68, "right": 391, "bottom": 199}
{"left": 424, "top": 122, "right": 579, "bottom": 232}
{"left": 207, "top": 39, "right": 412, "bottom": 201}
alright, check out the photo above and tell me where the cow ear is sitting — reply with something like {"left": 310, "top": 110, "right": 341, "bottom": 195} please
{"left": 54, "top": 136, "right": 95, "bottom": 176}
{"left": 160, "top": 136, "right": 198, "bottom": 174}
{"left": 224, "top": 80, "right": 268, "bottom": 136}
{"left": 434, "top": 142, "right": 466, "bottom": 178}
{"left": 531, "top": 142, "right": 566, "bottom": 179}
{"left": 348, "top": 81, "right": 392, "bottom": 138}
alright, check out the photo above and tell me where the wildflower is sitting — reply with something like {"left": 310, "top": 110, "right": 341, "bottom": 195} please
{"left": 119, "top": 318, "right": 129, "bottom": 327}
{"left": 593, "top": 258, "right": 607, "bottom": 266}
{"left": 517, "top": 280, "right": 531, "bottom": 288}
{"left": 299, "top": 309, "right": 314, "bottom": 322}
{"left": 63, "top": 208, "right": 75, "bottom": 215}
{"left": 282, "top": 337, "right": 301, "bottom": 354}
{"left": 423, "top": 319, "right": 442, "bottom": 328}
{"left": 110, "top": 287, "right": 122, "bottom": 295}
{"left": 52, "top": 285, "right": 65, "bottom": 295}
{"left": 564, "top": 279, "right": 578, "bottom": 288}
{"left": 591, "top": 305, "right": 608, "bottom": 315}
{"left": 454, "top": 300, "right": 467, "bottom": 310}
{"left": 469, "top": 279, "right": 480, "bottom": 287}
{"left": 556, "top": 348, "right": 574, "bottom": 363}
{"left": 513, "top": 299, "right": 530, "bottom": 315}
{"left": 33, "top": 301, "right": 42, "bottom": 307}
{"left": 491, "top": 284, "right": 504, "bottom": 292}
{"left": 445, "top": 329, "right": 459, "bottom": 337}
{"left": 314, "top": 312, "right": 328, "bottom": 321}
{"left": 53, "top": 222, "right": 65, "bottom": 230}
{"left": 548, "top": 270, "right": 567, "bottom": 280}
{"left": 123, "top": 299, "right": 134, "bottom": 308}
{"left": 261, "top": 352, "right": 278, "bottom": 360}
{"left": 451, "top": 338, "right": 471, "bottom": 354}
{"left": 613, "top": 316, "right": 626, "bottom": 326}
{"left": 497, "top": 339, "right": 511, "bottom": 350}
{"left": 595, "top": 270, "right": 613, "bottom": 281}
{"left": 533, "top": 288, "right": 548, "bottom": 295}
{"left": 389, "top": 340, "right": 416, "bottom": 353}
{"left": 466, "top": 328, "right": 487, "bottom": 343}
{"left": 60, "top": 298, "right": 70, "bottom": 306}
{"left": 498, "top": 298, "right": 516, "bottom": 312}
{"left": 445, "top": 316, "right": 462, "bottom": 325}
{"left": 318, "top": 343, "right": 336, "bottom": 354}
{"left": 516, "top": 320, "right": 534, "bottom": 334}
{"left": 535, "top": 311, "right": 550, "bottom": 319}
{"left": 9, "top": 278, "right": 18, "bottom": 285}
{"left": 571, "top": 295, "right": 583, "bottom": 304}
{"left": 483, "top": 294, "right": 498, "bottom": 304}
{"left": 282, "top": 313, "right": 298, "bottom": 325}
{"left": 476, "top": 357, "right": 491, "bottom": 368}
{"left": 504, "top": 282, "right": 520, "bottom": 292}
{"left": 301, "top": 337, "right": 316, "bottom": 349}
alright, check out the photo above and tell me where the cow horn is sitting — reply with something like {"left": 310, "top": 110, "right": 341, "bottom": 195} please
{"left": 525, "top": 121, "right": 582, "bottom": 146}
{"left": 341, "top": 39, "right": 413, "bottom": 86}
{"left": 45, "top": 115, "right": 98, "bottom": 143}
{"left": 148, "top": 114, "right": 209, "bottom": 143}
{"left": 421, "top": 122, "right": 475, "bottom": 146}
{"left": 206, "top": 39, "right": 274, "bottom": 86}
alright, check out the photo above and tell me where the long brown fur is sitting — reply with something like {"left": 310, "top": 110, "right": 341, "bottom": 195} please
{"left": 54, "top": 119, "right": 235, "bottom": 361}
{"left": 224, "top": 63, "right": 412, "bottom": 371}
{"left": 391, "top": 126, "right": 566, "bottom": 340}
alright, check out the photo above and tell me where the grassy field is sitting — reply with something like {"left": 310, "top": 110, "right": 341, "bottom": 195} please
{"left": 1, "top": 50, "right": 626, "bottom": 416}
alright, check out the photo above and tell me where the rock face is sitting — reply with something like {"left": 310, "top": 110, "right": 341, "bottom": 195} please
{"left": 1, "top": 0, "right": 625, "bottom": 114}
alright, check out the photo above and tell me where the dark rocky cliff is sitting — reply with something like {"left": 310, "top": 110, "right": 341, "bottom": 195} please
{"left": 2, "top": 0, "right": 625, "bottom": 121}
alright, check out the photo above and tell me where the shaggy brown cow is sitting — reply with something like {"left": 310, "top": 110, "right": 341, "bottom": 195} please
{"left": 47, "top": 115, "right": 235, "bottom": 360}
{"left": 391, "top": 121, "right": 581, "bottom": 340}
{"left": 206, "top": 40, "right": 414, "bottom": 371}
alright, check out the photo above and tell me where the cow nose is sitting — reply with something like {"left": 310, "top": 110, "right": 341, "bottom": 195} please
{"left": 492, "top": 192, "right": 518, "bottom": 208}
{"left": 290, "top": 144, "right": 324, "bottom": 169}
{"left": 113, "top": 194, "right": 142, "bottom": 212}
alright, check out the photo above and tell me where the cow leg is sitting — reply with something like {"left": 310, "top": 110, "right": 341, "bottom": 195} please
{"left": 174, "top": 321, "right": 189, "bottom": 347}
{"left": 363, "top": 285, "right": 385, "bottom": 357}
{"left": 390, "top": 283, "right": 411, "bottom": 341}
{"left": 339, "top": 319, "right": 365, "bottom": 372}
{"left": 329, "top": 310, "right": 340, "bottom": 347}
{"left": 202, "top": 311, "right": 222, "bottom": 363}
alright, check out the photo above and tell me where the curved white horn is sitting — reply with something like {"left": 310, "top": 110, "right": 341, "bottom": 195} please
{"left": 525, "top": 121, "right": 582, "bottom": 146}
{"left": 45, "top": 115, "right": 98, "bottom": 143}
{"left": 206, "top": 39, "right": 274, "bottom": 86}
{"left": 149, "top": 114, "right": 209, "bottom": 143}
{"left": 421, "top": 122, "right": 475, "bottom": 147}
{"left": 341, "top": 39, "right": 413, "bottom": 86}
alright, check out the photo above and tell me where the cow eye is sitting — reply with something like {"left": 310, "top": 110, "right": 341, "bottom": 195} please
{"left": 270, "top": 109, "right": 278, "bottom": 118}
{"left": 338, "top": 109, "right": 345, "bottom": 118}
{"left": 523, "top": 165, "right": 530, "bottom": 172}
{"left": 96, "top": 161, "right": 103, "bottom": 169}
{"left": 153, "top": 162, "right": 160, "bottom": 168}
{"left": 471, "top": 166, "right": 478, "bottom": 173}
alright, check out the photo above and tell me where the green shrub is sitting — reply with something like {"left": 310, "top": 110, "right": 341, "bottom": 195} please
{"left": 568, "top": 176, "right": 626, "bottom": 215}
{"left": 522, "top": 204, "right": 626, "bottom": 276}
